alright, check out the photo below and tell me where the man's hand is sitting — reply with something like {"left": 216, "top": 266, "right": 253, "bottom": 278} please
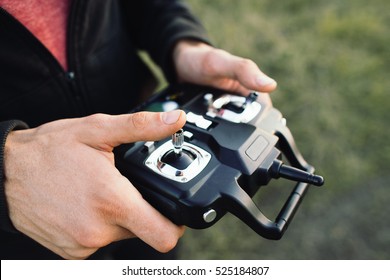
{"left": 3, "top": 110, "right": 186, "bottom": 259}
{"left": 173, "top": 40, "right": 277, "bottom": 104}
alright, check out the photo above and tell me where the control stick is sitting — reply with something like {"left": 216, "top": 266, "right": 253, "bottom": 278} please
{"left": 172, "top": 129, "right": 184, "bottom": 155}
{"left": 161, "top": 129, "right": 195, "bottom": 170}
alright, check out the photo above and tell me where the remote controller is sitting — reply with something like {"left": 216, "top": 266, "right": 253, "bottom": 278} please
{"left": 115, "top": 84, "right": 324, "bottom": 239}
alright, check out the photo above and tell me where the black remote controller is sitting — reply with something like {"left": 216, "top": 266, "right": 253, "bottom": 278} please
{"left": 115, "top": 84, "right": 324, "bottom": 240}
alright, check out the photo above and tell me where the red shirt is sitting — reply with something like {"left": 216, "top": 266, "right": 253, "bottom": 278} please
{"left": 0, "top": 0, "right": 71, "bottom": 70}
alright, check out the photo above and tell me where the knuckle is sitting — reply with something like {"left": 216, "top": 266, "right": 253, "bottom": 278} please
{"left": 238, "top": 58, "right": 255, "bottom": 69}
{"left": 63, "top": 247, "right": 96, "bottom": 260}
{"left": 130, "top": 112, "right": 150, "bottom": 130}
{"left": 156, "top": 230, "right": 183, "bottom": 253}
{"left": 201, "top": 49, "right": 222, "bottom": 74}
{"left": 73, "top": 227, "right": 107, "bottom": 249}
{"left": 155, "top": 234, "right": 180, "bottom": 253}
{"left": 202, "top": 57, "right": 217, "bottom": 74}
{"left": 84, "top": 113, "right": 111, "bottom": 131}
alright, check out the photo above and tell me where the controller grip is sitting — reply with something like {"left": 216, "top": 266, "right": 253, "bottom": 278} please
{"left": 222, "top": 171, "right": 312, "bottom": 240}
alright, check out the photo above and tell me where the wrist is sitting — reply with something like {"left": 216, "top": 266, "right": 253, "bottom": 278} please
{"left": 0, "top": 120, "right": 29, "bottom": 233}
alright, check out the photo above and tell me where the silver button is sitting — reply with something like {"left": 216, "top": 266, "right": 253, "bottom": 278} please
{"left": 143, "top": 141, "right": 155, "bottom": 151}
{"left": 186, "top": 112, "right": 213, "bottom": 130}
{"left": 183, "top": 131, "right": 194, "bottom": 140}
{"left": 203, "top": 209, "right": 217, "bottom": 223}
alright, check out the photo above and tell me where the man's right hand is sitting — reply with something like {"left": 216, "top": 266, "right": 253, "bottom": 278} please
{"left": 3, "top": 110, "right": 186, "bottom": 259}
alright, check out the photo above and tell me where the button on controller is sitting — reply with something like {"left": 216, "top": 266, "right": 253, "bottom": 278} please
{"left": 203, "top": 209, "right": 217, "bottom": 223}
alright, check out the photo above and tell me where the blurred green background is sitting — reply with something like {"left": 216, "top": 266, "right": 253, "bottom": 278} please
{"left": 156, "top": 0, "right": 390, "bottom": 259}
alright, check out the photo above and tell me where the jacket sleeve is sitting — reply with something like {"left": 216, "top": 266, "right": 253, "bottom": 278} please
{"left": 0, "top": 120, "right": 29, "bottom": 233}
{"left": 122, "top": 0, "right": 212, "bottom": 82}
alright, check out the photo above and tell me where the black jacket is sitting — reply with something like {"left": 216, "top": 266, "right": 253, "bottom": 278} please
{"left": 0, "top": 0, "right": 209, "bottom": 259}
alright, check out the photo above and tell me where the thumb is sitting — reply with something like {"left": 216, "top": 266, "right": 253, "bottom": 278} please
{"left": 78, "top": 110, "right": 186, "bottom": 149}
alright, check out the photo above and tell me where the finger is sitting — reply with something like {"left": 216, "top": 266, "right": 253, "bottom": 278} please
{"left": 117, "top": 184, "right": 185, "bottom": 253}
{"left": 207, "top": 50, "right": 277, "bottom": 93}
{"left": 226, "top": 55, "right": 277, "bottom": 92}
{"left": 78, "top": 110, "right": 186, "bottom": 149}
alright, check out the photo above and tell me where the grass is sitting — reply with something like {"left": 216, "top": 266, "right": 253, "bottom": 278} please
{"left": 166, "top": 0, "right": 390, "bottom": 260}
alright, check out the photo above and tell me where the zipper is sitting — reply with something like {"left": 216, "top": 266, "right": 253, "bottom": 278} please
{"left": 64, "top": 0, "right": 89, "bottom": 112}
{"left": 0, "top": 4, "right": 89, "bottom": 115}
{"left": 66, "top": 0, "right": 91, "bottom": 115}
{"left": 65, "top": 71, "right": 78, "bottom": 98}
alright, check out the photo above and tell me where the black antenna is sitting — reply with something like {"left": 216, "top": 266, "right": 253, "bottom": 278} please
{"left": 271, "top": 160, "right": 324, "bottom": 186}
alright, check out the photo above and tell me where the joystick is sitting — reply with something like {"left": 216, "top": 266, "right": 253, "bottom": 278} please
{"left": 144, "top": 128, "right": 211, "bottom": 183}
{"left": 161, "top": 129, "right": 195, "bottom": 170}
{"left": 206, "top": 91, "right": 262, "bottom": 123}
{"left": 115, "top": 84, "right": 325, "bottom": 240}
{"left": 172, "top": 129, "right": 185, "bottom": 155}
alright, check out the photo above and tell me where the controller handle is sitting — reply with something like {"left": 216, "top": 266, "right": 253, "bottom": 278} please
{"left": 221, "top": 112, "right": 323, "bottom": 239}
{"left": 222, "top": 175, "right": 313, "bottom": 240}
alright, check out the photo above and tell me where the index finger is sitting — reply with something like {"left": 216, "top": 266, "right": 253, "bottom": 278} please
{"left": 116, "top": 180, "right": 185, "bottom": 253}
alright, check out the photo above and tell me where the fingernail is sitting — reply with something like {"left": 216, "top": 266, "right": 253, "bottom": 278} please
{"left": 256, "top": 76, "right": 276, "bottom": 87}
{"left": 162, "top": 110, "right": 182, "bottom": 125}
